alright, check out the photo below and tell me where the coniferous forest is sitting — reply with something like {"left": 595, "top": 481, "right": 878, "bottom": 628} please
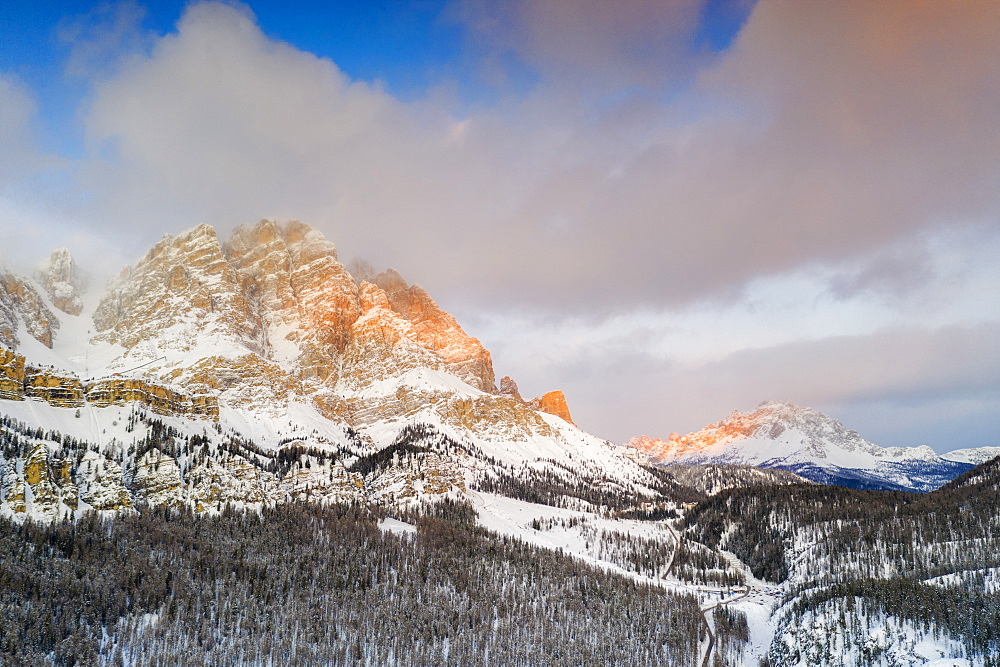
{"left": 0, "top": 499, "right": 724, "bottom": 666}
{"left": 684, "top": 457, "right": 1000, "bottom": 664}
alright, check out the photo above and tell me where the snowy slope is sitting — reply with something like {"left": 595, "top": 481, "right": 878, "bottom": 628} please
{"left": 941, "top": 446, "right": 1000, "bottom": 465}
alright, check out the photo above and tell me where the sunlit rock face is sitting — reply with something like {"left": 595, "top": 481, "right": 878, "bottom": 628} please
{"left": 90, "top": 220, "right": 499, "bottom": 406}
{"left": 0, "top": 348, "right": 218, "bottom": 417}
{"left": 93, "top": 224, "right": 264, "bottom": 355}
{"left": 23, "top": 366, "right": 85, "bottom": 407}
{"left": 375, "top": 269, "right": 497, "bottom": 393}
{"left": 629, "top": 401, "right": 891, "bottom": 463}
{"left": 224, "top": 219, "right": 361, "bottom": 385}
{"left": 338, "top": 281, "right": 449, "bottom": 392}
{"left": 85, "top": 377, "right": 219, "bottom": 420}
{"left": 0, "top": 270, "right": 58, "bottom": 349}
{"left": 529, "top": 390, "right": 575, "bottom": 426}
{"left": 36, "top": 248, "right": 86, "bottom": 316}
{"left": 0, "top": 348, "right": 25, "bottom": 400}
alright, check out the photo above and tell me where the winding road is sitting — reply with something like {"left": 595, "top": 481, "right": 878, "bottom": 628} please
{"left": 661, "top": 519, "right": 750, "bottom": 667}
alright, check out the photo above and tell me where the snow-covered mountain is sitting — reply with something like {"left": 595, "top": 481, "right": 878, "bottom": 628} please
{"left": 0, "top": 220, "right": 665, "bottom": 520}
{"left": 940, "top": 446, "right": 1000, "bottom": 465}
{"left": 627, "top": 401, "right": 983, "bottom": 492}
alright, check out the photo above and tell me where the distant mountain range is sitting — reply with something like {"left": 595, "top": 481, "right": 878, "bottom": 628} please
{"left": 627, "top": 401, "right": 997, "bottom": 492}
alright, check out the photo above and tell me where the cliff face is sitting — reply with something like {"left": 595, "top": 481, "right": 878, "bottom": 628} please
{"left": 375, "top": 269, "right": 496, "bottom": 393}
{"left": 223, "top": 219, "right": 361, "bottom": 384}
{"left": 0, "top": 349, "right": 218, "bottom": 418}
{"left": 93, "top": 224, "right": 264, "bottom": 355}
{"left": 0, "top": 348, "right": 24, "bottom": 400}
{"left": 0, "top": 270, "right": 58, "bottom": 350}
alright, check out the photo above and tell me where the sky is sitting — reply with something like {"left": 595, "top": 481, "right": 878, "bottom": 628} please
{"left": 0, "top": 0, "right": 998, "bottom": 451}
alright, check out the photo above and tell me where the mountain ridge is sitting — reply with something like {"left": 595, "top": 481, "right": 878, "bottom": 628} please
{"left": 627, "top": 400, "right": 985, "bottom": 492}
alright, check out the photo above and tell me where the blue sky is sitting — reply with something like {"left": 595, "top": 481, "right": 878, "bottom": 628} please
{"left": 0, "top": 1, "right": 998, "bottom": 449}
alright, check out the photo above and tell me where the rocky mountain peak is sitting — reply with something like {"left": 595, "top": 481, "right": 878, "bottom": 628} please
{"left": 370, "top": 268, "right": 496, "bottom": 393}
{"left": 629, "top": 401, "right": 877, "bottom": 463}
{"left": 224, "top": 218, "right": 359, "bottom": 379}
{"left": 92, "top": 223, "right": 263, "bottom": 356}
{"left": 627, "top": 400, "right": 965, "bottom": 491}
{"left": 373, "top": 268, "right": 407, "bottom": 294}
{"left": 18, "top": 219, "right": 581, "bottom": 443}
{"left": 36, "top": 248, "right": 87, "bottom": 316}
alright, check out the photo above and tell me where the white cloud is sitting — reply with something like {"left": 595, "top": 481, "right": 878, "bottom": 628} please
{"left": 0, "top": 75, "right": 42, "bottom": 184}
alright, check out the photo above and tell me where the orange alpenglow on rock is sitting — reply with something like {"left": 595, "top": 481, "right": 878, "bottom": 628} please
{"left": 374, "top": 268, "right": 497, "bottom": 393}
{"left": 529, "top": 390, "right": 575, "bottom": 426}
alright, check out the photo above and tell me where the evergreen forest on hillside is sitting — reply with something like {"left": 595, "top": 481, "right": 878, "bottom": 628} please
{"left": 684, "top": 458, "right": 1000, "bottom": 664}
{"left": 0, "top": 499, "right": 731, "bottom": 666}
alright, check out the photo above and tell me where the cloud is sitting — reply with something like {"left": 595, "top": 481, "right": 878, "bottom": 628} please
{"left": 448, "top": 0, "right": 708, "bottom": 92}
{"left": 0, "top": 75, "right": 42, "bottom": 184}
{"left": 0, "top": 74, "right": 72, "bottom": 269}
{"left": 58, "top": 1, "right": 151, "bottom": 79}
{"left": 79, "top": 2, "right": 519, "bottom": 274}
{"left": 73, "top": 1, "right": 1000, "bottom": 314}
{"left": 476, "top": 224, "right": 1000, "bottom": 447}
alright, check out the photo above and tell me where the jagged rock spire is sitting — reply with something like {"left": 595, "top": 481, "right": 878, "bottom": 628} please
{"left": 36, "top": 248, "right": 87, "bottom": 316}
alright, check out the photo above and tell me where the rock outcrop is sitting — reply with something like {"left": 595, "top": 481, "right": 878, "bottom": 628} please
{"left": 0, "top": 429, "right": 472, "bottom": 519}
{"left": 337, "top": 281, "right": 449, "bottom": 391}
{"left": 76, "top": 452, "right": 132, "bottom": 511}
{"left": 24, "top": 366, "right": 85, "bottom": 407}
{"left": 127, "top": 448, "right": 186, "bottom": 508}
{"left": 0, "top": 347, "right": 24, "bottom": 400}
{"left": 529, "top": 390, "right": 575, "bottom": 426}
{"left": 0, "top": 348, "right": 218, "bottom": 418}
{"left": 223, "top": 219, "right": 361, "bottom": 384}
{"left": 499, "top": 376, "right": 525, "bottom": 403}
{"left": 86, "top": 377, "right": 219, "bottom": 419}
{"left": 93, "top": 224, "right": 264, "bottom": 355}
{"left": 36, "top": 248, "right": 86, "bottom": 316}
